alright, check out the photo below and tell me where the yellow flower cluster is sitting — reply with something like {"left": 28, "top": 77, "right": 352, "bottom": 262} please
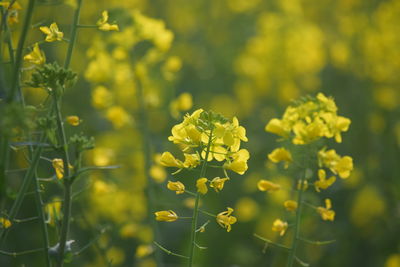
{"left": 156, "top": 110, "right": 247, "bottom": 233}
{"left": 161, "top": 109, "right": 249, "bottom": 175}
{"left": 265, "top": 93, "right": 351, "bottom": 144}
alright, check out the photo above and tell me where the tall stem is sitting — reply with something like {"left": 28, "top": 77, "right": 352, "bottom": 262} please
{"left": 135, "top": 75, "right": 164, "bottom": 266}
{"left": 34, "top": 171, "right": 52, "bottom": 267}
{"left": 6, "top": 0, "right": 36, "bottom": 103}
{"left": 63, "top": 0, "right": 82, "bottom": 69}
{"left": 52, "top": 91, "right": 72, "bottom": 267}
{"left": 286, "top": 167, "right": 309, "bottom": 267}
{"left": 188, "top": 129, "right": 213, "bottom": 267}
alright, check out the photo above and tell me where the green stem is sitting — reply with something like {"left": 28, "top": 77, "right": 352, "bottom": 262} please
{"left": 63, "top": 0, "right": 82, "bottom": 69}
{"left": 188, "top": 130, "right": 213, "bottom": 267}
{"left": 6, "top": 0, "right": 36, "bottom": 103}
{"left": 34, "top": 172, "right": 51, "bottom": 266}
{"left": 52, "top": 91, "right": 72, "bottom": 267}
{"left": 0, "top": 134, "right": 45, "bottom": 246}
{"left": 135, "top": 66, "right": 164, "bottom": 267}
{"left": 286, "top": 170, "right": 307, "bottom": 267}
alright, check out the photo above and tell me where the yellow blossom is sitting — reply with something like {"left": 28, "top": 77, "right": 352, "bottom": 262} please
{"left": 334, "top": 156, "right": 353, "bottom": 179}
{"left": 196, "top": 177, "right": 208, "bottom": 195}
{"left": 0, "top": 1, "right": 22, "bottom": 25}
{"left": 92, "top": 85, "right": 113, "bottom": 109}
{"left": 0, "top": 217, "right": 12, "bottom": 228}
{"left": 224, "top": 149, "right": 250, "bottom": 175}
{"left": 210, "top": 177, "right": 229, "bottom": 192}
{"left": 40, "top": 23, "right": 64, "bottom": 42}
{"left": 160, "top": 152, "right": 184, "bottom": 168}
{"left": 135, "top": 244, "right": 154, "bottom": 258}
{"left": 268, "top": 147, "right": 292, "bottom": 168}
{"left": 272, "top": 219, "right": 288, "bottom": 236}
{"left": 183, "top": 153, "right": 200, "bottom": 168}
{"left": 317, "top": 199, "right": 335, "bottom": 221}
{"left": 257, "top": 179, "right": 281, "bottom": 192}
{"left": 149, "top": 165, "right": 167, "bottom": 183}
{"left": 52, "top": 158, "right": 72, "bottom": 179}
{"left": 66, "top": 115, "right": 80, "bottom": 126}
{"left": 216, "top": 207, "right": 237, "bottom": 232}
{"left": 45, "top": 199, "right": 62, "bottom": 226}
{"left": 314, "top": 169, "right": 336, "bottom": 192}
{"left": 23, "top": 43, "right": 46, "bottom": 65}
{"left": 106, "top": 106, "right": 131, "bottom": 128}
{"left": 154, "top": 210, "right": 178, "bottom": 222}
{"left": 167, "top": 181, "right": 185, "bottom": 194}
{"left": 97, "top": 11, "right": 119, "bottom": 31}
{"left": 169, "top": 92, "right": 192, "bottom": 118}
{"left": 265, "top": 118, "right": 289, "bottom": 137}
{"left": 284, "top": 200, "right": 298, "bottom": 211}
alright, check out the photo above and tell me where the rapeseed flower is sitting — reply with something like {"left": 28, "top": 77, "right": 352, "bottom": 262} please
{"left": 40, "top": 23, "right": 63, "bottom": 42}
{"left": 317, "top": 199, "right": 335, "bottom": 221}
{"left": 272, "top": 219, "right": 288, "bottom": 236}
{"left": 23, "top": 43, "right": 46, "bottom": 65}
{"left": 155, "top": 210, "right": 178, "bottom": 222}
{"left": 216, "top": 207, "right": 237, "bottom": 232}
{"left": 97, "top": 11, "right": 119, "bottom": 31}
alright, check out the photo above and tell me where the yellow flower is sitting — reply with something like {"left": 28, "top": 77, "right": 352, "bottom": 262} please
{"left": 257, "top": 179, "right": 280, "bottom": 192}
{"left": 97, "top": 11, "right": 119, "bottom": 31}
{"left": 52, "top": 158, "right": 72, "bottom": 179}
{"left": 284, "top": 200, "right": 298, "bottom": 211}
{"left": 135, "top": 244, "right": 154, "bottom": 258}
{"left": 334, "top": 156, "right": 353, "bottom": 179}
{"left": 66, "top": 115, "right": 80, "bottom": 126}
{"left": 45, "top": 199, "right": 62, "bottom": 226}
{"left": 196, "top": 177, "right": 208, "bottom": 195}
{"left": 224, "top": 149, "right": 250, "bottom": 175}
{"left": 297, "top": 180, "right": 309, "bottom": 191}
{"left": 160, "top": 152, "right": 184, "bottom": 168}
{"left": 0, "top": 1, "right": 22, "bottom": 25}
{"left": 314, "top": 169, "right": 336, "bottom": 192}
{"left": 167, "top": 181, "right": 185, "bottom": 194}
{"left": 169, "top": 93, "right": 192, "bottom": 118}
{"left": 268, "top": 147, "right": 292, "bottom": 168}
{"left": 106, "top": 106, "right": 131, "bottom": 128}
{"left": 154, "top": 210, "right": 178, "bottom": 222}
{"left": 183, "top": 153, "right": 200, "bottom": 168}
{"left": 210, "top": 177, "right": 229, "bottom": 192}
{"left": 333, "top": 116, "right": 351, "bottom": 143}
{"left": 0, "top": 217, "right": 12, "bottom": 229}
{"left": 23, "top": 43, "right": 46, "bottom": 65}
{"left": 40, "top": 23, "right": 64, "bottom": 42}
{"left": 92, "top": 85, "right": 113, "bottom": 109}
{"left": 216, "top": 207, "right": 237, "bottom": 232}
{"left": 317, "top": 199, "right": 335, "bottom": 221}
{"left": 272, "top": 219, "right": 288, "bottom": 236}
{"left": 149, "top": 165, "right": 167, "bottom": 183}
{"left": 265, "top": 118, "right": 289, "bottom": 137}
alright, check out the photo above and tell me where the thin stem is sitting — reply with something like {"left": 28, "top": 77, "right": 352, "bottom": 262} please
{"left": 63, "top": 0, "right": 82, "bottom": 69}
{"left": 34, "top": 173, "right": 52, "bottom": 266}
{"left": 154, "top": 241, "right": 189, "bottom": 259}
{"left": 188, "top": 128, "right": 213, "bottom": 267}
{"left": 6, "top": 0, "right": 36, "bottom": 103}
{"left": 52, "top": 90, "right": 72, "bottom": 267}
{"left": 0, "top": 247, "right": 44, "bottom": 257}
{"left": 253, "top": 233, "right": 290, "bottom": 250}
{"left": 198, "top": 209, "right": 216, "bottom": 218}
{"left": 286, "top": 169, "right": 308, "bottom": 267}
{"left": 0, "top": 134, "right": 45, "bottom": 246}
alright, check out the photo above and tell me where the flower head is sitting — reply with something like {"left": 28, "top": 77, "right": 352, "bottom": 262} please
{"left": 154, "top": 210, "right": 178, "bottom": 222}
{"left": 257, "top": 179, "right": 281, "bottom": 192}
{"left": 97, "top": 11, "right": 119, "bottom": 31}
{"left": 317, "top": 199, "right": 335, "bottom": 221}
{"left": 268, "top": 147, "right": 292, "bottom": 168}
{"left": 216, "top": 207, "right": 237, "bottom": 232}
{"left": 314, "top": 169, "right": 336, "bottom": 192}
{"left": 23, "top": 43, "right": 46, "bottom": 65}
{"left": 284, "top": 200, "right": 298, "bottom": 211}
{"left": 224, "top": 149, "right": 250, "bottom": 175}
{"left": 66, "top": 115, "right": 80, "bottom": 126}
{"left": 0, "top": 217, "right": 12, "bottom": 229}
{"left": 0, "top": 1, "right": 22, "bottom": 25}
{"left": 210, "top": 177, "right": 229, "bottom": 192}
{"left": 272, "top": 219, "right": 288, "bottom": 236}
{"left": 160, "top": 152, "right": 184, "bottom": 168}
{"left": 196, "top": 178, "right": 208, "bottom": 195}
{"left": 167, "top": 181, "right": 185, "bottom": 194}
{"left": 52, "top": 158, "right": 65, "bottom": 179}
{"left": 40, "top": 23, "right": 63, "bottom": 42}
